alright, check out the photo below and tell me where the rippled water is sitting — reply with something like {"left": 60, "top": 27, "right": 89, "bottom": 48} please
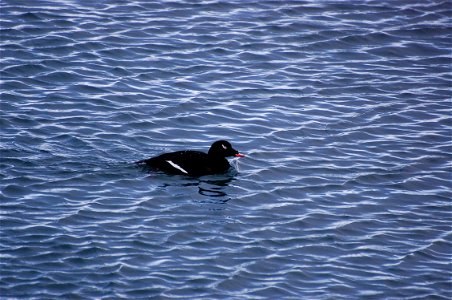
{"left": 1, "top": 0, "right": 451, "bottom": 299}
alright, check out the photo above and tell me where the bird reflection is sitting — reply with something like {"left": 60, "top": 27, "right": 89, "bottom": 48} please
{"left": 198, "top": 174, "right": 234, "bottom": 198}
{"left": 143, "top": 168, "right": 236, "bottom": 203}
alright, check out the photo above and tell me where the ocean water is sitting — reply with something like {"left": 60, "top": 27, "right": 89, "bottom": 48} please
{"left": 1, "top": 0, "right": 451, "bottom": 299}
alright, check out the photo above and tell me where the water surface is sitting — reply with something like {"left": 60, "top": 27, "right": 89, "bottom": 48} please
{"left": 1, "top": 0, "right": 451, "bottom": 299}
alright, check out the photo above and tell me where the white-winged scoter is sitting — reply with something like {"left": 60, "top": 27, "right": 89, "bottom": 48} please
{"left": 136, "top": 140, "right": 245, "bottom": 176}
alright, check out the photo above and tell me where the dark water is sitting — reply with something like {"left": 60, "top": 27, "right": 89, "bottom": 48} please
{"left": 1, "top": 0, "right": 451, "bottom": 299}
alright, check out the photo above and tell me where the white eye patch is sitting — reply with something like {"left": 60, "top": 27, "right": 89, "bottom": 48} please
{"left": 222, "top": 144, "right": 227, "bottom": 150}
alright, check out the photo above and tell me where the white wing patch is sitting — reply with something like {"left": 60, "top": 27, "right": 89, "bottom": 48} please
{"left": 166, "top": 160, "right": 188, "bottom": 174}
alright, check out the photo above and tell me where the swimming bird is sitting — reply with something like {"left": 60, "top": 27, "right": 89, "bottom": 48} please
{"left": 136, "top": 140, "right": 245, "bottom": 176}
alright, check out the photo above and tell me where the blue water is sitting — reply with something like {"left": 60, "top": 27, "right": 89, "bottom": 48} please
{"left": 1, "top": 0, "right": 451, "bottom": 299}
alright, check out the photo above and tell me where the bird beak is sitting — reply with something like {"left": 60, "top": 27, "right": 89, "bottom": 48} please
{"left": 235, "top": 153, "right": 245, "bottom": 158}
